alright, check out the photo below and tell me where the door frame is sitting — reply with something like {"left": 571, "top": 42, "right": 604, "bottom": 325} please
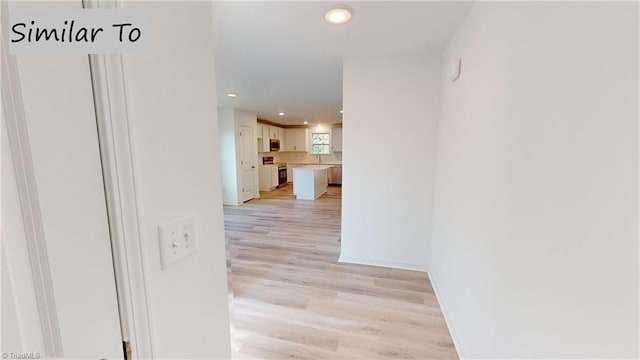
{"left": 2, "top": 1, "right": 155, "bottom": 356}
{"left": 83, "top": 0, "right": 155, "bottom": 357}
{"left": 1, "top": 7, "right": 63, "bottom": 356}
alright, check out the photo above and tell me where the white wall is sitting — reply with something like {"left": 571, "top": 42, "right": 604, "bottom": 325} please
{"left": 430, "top": 2, "right": 639, "bottom": 358}
{"left": 121, "top": 2, "right": 231, "bottom": 358}
{"left": 340, "top": 52, "right": 441, "bottom": 271}
{"left": 218, "top": 107, "right": 240, "bottom": 205}
{"left": 218, "top": 108, "right": 259, "bottom": 205}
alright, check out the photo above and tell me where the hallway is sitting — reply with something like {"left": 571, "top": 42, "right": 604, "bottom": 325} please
{"left": 224, "top": 186, "right": 457, "bottom": 359}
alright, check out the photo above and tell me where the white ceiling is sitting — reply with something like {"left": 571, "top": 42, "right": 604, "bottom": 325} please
{"left": 213, "top": 1, "right": 472, "bottom": 126}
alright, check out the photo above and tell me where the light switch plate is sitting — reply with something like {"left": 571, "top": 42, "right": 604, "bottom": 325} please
{"left": 158, "top": 215, "right": 197, "bottom": 270}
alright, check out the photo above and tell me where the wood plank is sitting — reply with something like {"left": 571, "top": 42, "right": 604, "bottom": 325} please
{"left": 225, "top": 185, "right": 458, "bottom": 359}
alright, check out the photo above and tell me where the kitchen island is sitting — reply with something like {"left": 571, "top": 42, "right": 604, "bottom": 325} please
{"left": 292, "top": 165, "right": 333, "bottom": 200}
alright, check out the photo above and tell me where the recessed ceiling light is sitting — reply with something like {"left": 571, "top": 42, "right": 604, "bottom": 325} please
{"left": 278, "top": 112, "right": 285, "bottom": 116}
{"left": 340, "top": 110, "right": 343, "bottom": 114}
{"left": 325, "top": 7, "right": 352, "bottom": 25}
{"left": 303, "top": 121, "right": 309, "bottom": 125}
{"left": 227, "top": 93, "right": 237, "bottom": 98}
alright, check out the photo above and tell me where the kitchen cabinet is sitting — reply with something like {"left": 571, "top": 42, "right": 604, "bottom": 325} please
{"left": 259, "top": 126, "right": 270, "bottom": 152}
{"left": 268, "top": 126, "right": 280, "bottom": 140}
{"left": 262, "top": 125, "right": 281, "bottom": 140}
{"left": 287, "top": 164, "right": 305, "bottom": 182}
{"left": 331, "top": 127, "right": 342, "bottom": 152}
{"left": 257, "top": 124, "right": 286, "bottom": 152}
{"left": 293, "top": 165, "right": 331, "bottom": 200}
{"left": 262, "top": 125, "right": 270, "bottom": 141}
{"left": 257, "top": 124, "right": 263, "bottom": 139}
{"left": 259, "top": 164, "right": 279, "bottom": 190}
{"left": 259, "top": 138, "right": 269, "bottom": 153}
{"left": 272, "top": 165, "right": 278, "bottom": 186}
{"left": 278, "top": 128, "right": 286, "bottom": 151}
{"left": 283, "top": 128, "right": 309, "bottom": 152}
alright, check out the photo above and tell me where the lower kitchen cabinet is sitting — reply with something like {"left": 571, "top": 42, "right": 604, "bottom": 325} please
{"left": 259, "top": 164, "right": 279, "bottom": 191}
{"left": 287, "top": 164, "right": 305, "bottom": 183}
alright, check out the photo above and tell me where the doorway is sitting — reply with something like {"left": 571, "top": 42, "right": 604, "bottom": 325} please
{"left": 1, "top": 21, "right": 123, "bottom": 358}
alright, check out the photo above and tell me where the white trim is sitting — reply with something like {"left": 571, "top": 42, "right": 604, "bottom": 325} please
{"left": 337, "top": 254, "right": 428, "bottom": 272}
{"left": 1, "top": 4, "right": 63, "bottom": 356}
{"left": 223, "top": 201, "right": 243, "bottom": 206}
{"left": 83, "top": 0, "right": 155, "bottom": 357}
{"left": 87, "top": 50, "right": 156, "bottom": 359}
{"left": 339, "top": 250, "right": 466, "bottom": 357}
{"left": 428, "top": 270, "right": 467, "bottom": 359}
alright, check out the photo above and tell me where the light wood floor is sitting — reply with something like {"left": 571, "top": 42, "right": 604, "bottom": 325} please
{"left": 224, "top": 185, "right": 458, "bottom": 359}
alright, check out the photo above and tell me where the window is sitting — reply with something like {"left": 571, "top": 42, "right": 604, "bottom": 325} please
{"left": 311, "top": 133, "right": 330, "bottom": 154}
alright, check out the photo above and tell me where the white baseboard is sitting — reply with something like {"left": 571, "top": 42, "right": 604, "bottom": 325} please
{"left": 222, "top": 201, "right": 241, "bottom": 206}
{"left": 338, "top": 254, "right": 428, "bottom": 272}
{"left": 338, "top": 254, "right": 466, "bottom": 357}
{"left": 428, "top": 270, "right": 467, "bottom": 359}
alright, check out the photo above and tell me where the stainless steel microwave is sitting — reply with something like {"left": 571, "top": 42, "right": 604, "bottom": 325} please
{"left": 270, "top": 139, "right": 280, "bottom": 152}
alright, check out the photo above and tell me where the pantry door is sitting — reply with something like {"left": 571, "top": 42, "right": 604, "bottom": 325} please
{"left": 2, "top": 2, "right": 123, "bottom": 358}
{"left": 239, "top": 125, "right": 256, "bottom": 202}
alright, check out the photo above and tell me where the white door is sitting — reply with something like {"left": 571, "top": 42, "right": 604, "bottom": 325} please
{"left": 2, "top": 5, "right": 123, "bottom": 357}
{"left": 239, "top": 125, "right": 256, "bottom": 202}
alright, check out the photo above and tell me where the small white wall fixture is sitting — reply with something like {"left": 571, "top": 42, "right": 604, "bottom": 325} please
{"left": 447, "top": 57, "right": 461, "bottom": 82}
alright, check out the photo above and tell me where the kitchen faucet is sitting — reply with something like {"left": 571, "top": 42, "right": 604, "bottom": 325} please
{"left": 317, "top": 154, "right": 322, "bottom": 164}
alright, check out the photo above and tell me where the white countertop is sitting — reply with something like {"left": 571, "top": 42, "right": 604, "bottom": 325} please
{"left": 287, "top": 162, "right": 342, "bottom": 166}
{"left": 293, "top": 165, "right": 334, "bottom": 171}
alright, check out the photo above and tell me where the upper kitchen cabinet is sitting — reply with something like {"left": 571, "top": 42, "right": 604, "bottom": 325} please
{"left": 258, "top": 124, "right": 285, "bottom": 152}
{"left": 331, "top": 127, "right": 342, "bottom": 152}
{"left": 259, "top": 125, "right": 270, "bottom": 152}
{"left": 278, "top": 127, "right": 286, "bottom": 150}
{"left": 269, "top": 126, "right": 280, "bottom": 140}
{"left": 257, "top": 124, "right": 263, "bottom": 139}
{"left": 283, "top": 128, "right": 309, "bottom": 152}
{"left": 259, "top": 124, "right": 281, "bottom": 140}
{"left": 283, "top": 129, "right": 295, "bottom": 151}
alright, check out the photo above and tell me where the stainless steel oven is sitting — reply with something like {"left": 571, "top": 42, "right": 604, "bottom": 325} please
{"left": 277, "top": 164, "right": 287, "bottom": 187}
